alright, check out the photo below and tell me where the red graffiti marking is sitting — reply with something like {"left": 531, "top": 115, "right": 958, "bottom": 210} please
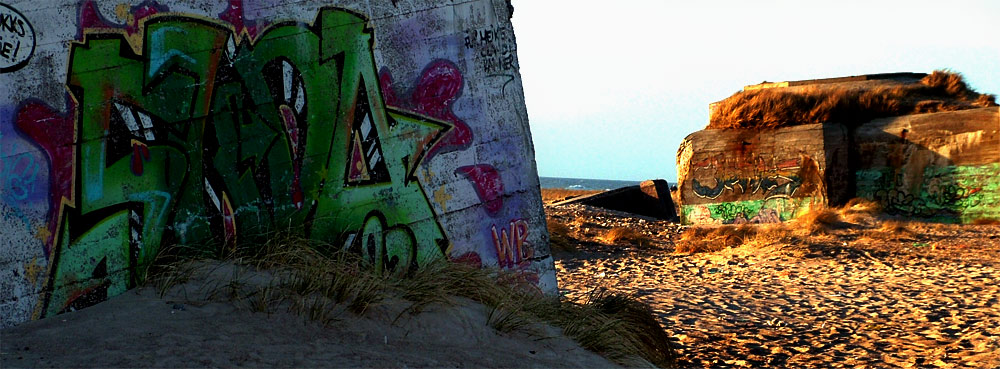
{"left": 456, "top": 164, "right": 503, "bottom": 216}
{"left": 219, "top": 0, "right": 265, "bottom": 38}
{"left": 346, "top": 136, "right": 368, "bottom": 182}
{"left": 78, "top": 0, "right": 167, "bottom": 39}
{"left": 15, "top": 100, "right": 76, "bottom": 254}
{"left": 776, "top": 158, "right": 800, "bottom": 170}
{"left": 78, "top": 1, "right": 116, "bottom": 35}
{"left": 491, "top": 219, "right": 530, "bottom": 268}
{"left": 279, "top": 105, "right": 303, "bottom": 209}
{"left": 222, "top": 195, "right": 237, "bottom": 247}
{"left": 381, "top": 60, "right": 505, "bottom": 216}
{"left": 691, "top": 157, "right": 713, "bottom": 169}
{"left": 379, "top": 60, "right": 471, "bottom": 157}
{"left": 451, "top": 251, "right": 483, "bottom": 268}
{"left": 130, "top": 141, "right": 151, "bottom": 176}
{"left": 78, "top": 0, "right": 265, "bottom": 41}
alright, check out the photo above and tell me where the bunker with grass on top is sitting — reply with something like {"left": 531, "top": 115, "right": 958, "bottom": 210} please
{"left": 678, "top": 71, "right": 1000, "bottom": 225}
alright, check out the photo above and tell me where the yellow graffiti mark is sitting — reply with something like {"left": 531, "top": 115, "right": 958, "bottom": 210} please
{"left": 24, "top": 257, "right": 42, "bottom": 286}
{"left": 33, "top": 225, "right": 52, "bottom": 243}
{"left": 114, "top": 4, "right": 132, "bottom": 22}
{"left": 434, "top": 186, "right": 452, "bottom": 213}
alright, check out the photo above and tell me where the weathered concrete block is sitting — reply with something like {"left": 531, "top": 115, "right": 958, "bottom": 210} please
{"left": 689, "top": 72, "right": 999, "bottom": 225}
{"left": 0, "top": 0, "right": 550, "bottom": 328}
{"left": 676, "top": 124, "right": 848, "bottom": 225}
{"left": 553, "top": 179, "right": 678, "bottom": 221}
{"left": 854, "top": 108, "right": 1000, "bottom": 222}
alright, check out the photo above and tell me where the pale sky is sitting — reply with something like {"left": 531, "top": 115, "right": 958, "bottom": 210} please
{"left": 511, "top": 0, "right": 1000, "bottom": 181}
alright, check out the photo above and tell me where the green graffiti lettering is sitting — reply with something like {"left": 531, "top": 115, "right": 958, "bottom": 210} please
{"left": 856, "top": 163, "right": 1000, "bottom": 223}
{"left": 44, "top": 9, "right": 450, "bottom": 316}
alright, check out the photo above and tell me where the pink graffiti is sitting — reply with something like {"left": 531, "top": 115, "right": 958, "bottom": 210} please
{"left": 379, "top": 60, "right": 471, "bottom": 157}
{"left": 451, "top": 251, "right": 483, "bottom": 268}
{"left": 278, "top": 105, "right": 303, "bottom": 209}
{"left": 491, "top": 219, "right": 531, "bottom": 268}
{"left": 381, "top": 60, "right": 505, "bottom": 216}
{"left": 456, "top": 164, "right": 503, "bottom": 216}
{"left": 78, "top": 0, "right": 167, "bottom": 39}
{"left": 130, "top": 142, "right": 151, "bottom": 176}
{"left": 222, "top": 198, "right": 237, "bottom": 248}
{"left": 15, "top": 100, "right": 77, "bottom": 254}
{"left": 219, "top": 0, "right": 266, "bottom": 38}
{"left": 78, "top": 0, "right": 265, "bottom": 41}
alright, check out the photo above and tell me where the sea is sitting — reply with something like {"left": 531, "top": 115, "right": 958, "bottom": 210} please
{"left": 538, "top": 176, "right": 647, "bottom": 191}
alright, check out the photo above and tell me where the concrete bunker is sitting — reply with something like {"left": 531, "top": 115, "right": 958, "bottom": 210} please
{"left": 0, "top": 0, "right": 550, "bottom": 328}
{"left": 678, "top": 72, "right": 1000, "bottom": 225}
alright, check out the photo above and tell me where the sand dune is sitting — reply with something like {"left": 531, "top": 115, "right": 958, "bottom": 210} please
{"left": 1, "top": 262, "right": 617, "bottom": 368}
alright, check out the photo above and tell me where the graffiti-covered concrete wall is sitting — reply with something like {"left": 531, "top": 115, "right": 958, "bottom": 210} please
{"left": 678, "top": 108, "right": 1000, "bottom": 225}
{"left": 676, "top": 124, "right": 848, "bottom": 225}
{"left": 855, "top": 108, "right": 1000, "bottom": 222}
{"left": 0, "top": 0, "right": 550, "bottom": 328}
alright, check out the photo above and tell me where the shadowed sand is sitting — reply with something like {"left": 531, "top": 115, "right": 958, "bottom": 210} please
{"left": 0, "top": 262, "right": 616, "bottom": 368}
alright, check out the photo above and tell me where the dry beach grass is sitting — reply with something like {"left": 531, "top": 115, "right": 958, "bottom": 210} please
{"left": 708, "top": 70, "right": 997, "bottom": 130}
{"left": 2, "top": 230, "right": 678, "bottom": 368}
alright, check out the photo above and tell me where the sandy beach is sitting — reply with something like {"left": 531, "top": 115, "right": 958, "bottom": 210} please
{"left": 547, "top": 197, "right": 1000, "bottom": 368}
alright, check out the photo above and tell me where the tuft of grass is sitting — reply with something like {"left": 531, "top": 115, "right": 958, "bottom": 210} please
{"left": 972, "top": 218, "right": 1000, "bottom": 225}
{"left": 242, "top": 284, "right": 284, "bottom": 314}
{"left": 975, "top": 93, "right": 997, "bottom": 107}
{"left": 838, "top": 198, "right": 882, "bottom": 225}
{"left": 586, "top": 291, "right": 678, "bottom": 367}
{"left": 546, "top": 218, "right": 577, "bottom": 253}
{"left": 519, "top": 289, "right": 678, "bottom": 367}
{"left": 791, "top": 206, "right": 844, "bottom": 235}
{"left": 739, "top": 224, "right": 792, "bottom": 249}
{"left": 675, "top": 225, "right": 758, "bottom": 254}
{"left": 879, "top": 220, "right": 913, "bottom": 235}
{"left": 675, "top": 207, "right": 847, "bottom": 254}
{"left": 486, "top": 298, "right": 546, "bottom": 334}
{"left": 146, "top": 230, "right": 678, "bottom": 367}
{"left": 598, "top": 227, "right": 649, "bottom": 247}
{"left": 922, "top": 69, "right": 970, "bottom": 95}
{"left": 856, "top": 219, "right": 920, "bottom": 243}
{"left": 841, "top": 198, "right": 882, "bottom": 215}
{"left": 708, "top": 69, "right": 997, "bottom": 130}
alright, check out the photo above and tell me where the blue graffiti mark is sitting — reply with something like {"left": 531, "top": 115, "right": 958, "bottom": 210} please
{"left": 83, "top": 144, "right": 105, "bottom": 202}
{"left": 1, "top": 152, "right": 41, "bottom": 201}
{"left": 1, "top": 105, "right": 50, "bottom": 206}
{"left": 149, "top": 26, "right": 199, "bottom": 77}
{"left": 0, "top": 104, "right": 51, "bottom": 235}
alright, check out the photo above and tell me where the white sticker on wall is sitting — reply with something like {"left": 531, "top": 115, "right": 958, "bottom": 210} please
{"left": 0, "top": 3, "right": 35, "bottom": 73}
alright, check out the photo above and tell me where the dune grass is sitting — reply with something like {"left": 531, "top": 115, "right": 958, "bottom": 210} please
{"left": 598, "top": 227, "right": 650, "bottom": 247}
{"left": 546, "top": 217, "right": 577, "bottom": 253}
{"left": 675, "top": 225, "right": 769, "bottom": 254}
{"left": 708, "top": 70, "right": 997, "bottom": 130}
{"left": 972, "top": 218, "right": 1000, "bottom": 225}
{"left": 146, "top": 232, "right": 678, "bottom": 368}
{"left": 675, "top": 198, "right": 892, "bottom": 254}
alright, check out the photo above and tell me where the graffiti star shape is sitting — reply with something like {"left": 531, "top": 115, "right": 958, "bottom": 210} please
{"left": 384, "top": 109, "right": 451, "bottom": 185}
